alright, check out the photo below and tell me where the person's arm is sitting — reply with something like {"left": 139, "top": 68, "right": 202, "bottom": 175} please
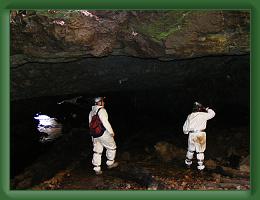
{"left": 183, "top": 116, "right": 190, "bottom": 134}
{"left": 98, "top": 108, "right": 114, "bottom": 136}
{"left": 88, "top": 112, "right": 92, "bottom": 126}
{"left": 205, "top": 108, "right": 215, "bottom": 120}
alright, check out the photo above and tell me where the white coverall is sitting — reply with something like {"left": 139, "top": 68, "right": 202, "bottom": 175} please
{"left": 183, "top": 108, "right": 215, "bottom": 170}
{"left": 89, "top": 105, "right": 116, "bottom": 173}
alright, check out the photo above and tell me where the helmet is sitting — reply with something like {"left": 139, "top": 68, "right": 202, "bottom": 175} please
{"left": 94, "top": 97, "right": 106, "bottom": 103}
{"left": 193, "top": 101, "right": 205, "bottom": 112}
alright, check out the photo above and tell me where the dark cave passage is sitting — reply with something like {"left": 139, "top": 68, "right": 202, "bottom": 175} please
{"left": 10, "top": 55, "right": 250, "bottom": 189}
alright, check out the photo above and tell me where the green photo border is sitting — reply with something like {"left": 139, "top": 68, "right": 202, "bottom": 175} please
{"left": 0, "top": 0, "right": 258, "bottom": 199}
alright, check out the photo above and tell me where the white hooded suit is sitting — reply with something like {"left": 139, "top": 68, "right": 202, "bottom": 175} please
{"left": 89, "top": 105, "right": 116, "bottom": 173}
{"left": 183, "top": 108, "right": 215, "bottom": 170}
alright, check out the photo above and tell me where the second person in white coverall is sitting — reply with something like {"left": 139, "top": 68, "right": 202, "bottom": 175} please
{"left": 89, "top": 97, "right": 118, "bottom": 175}
{"left": 183, "top": 102, "right": 215, "bottom": 171}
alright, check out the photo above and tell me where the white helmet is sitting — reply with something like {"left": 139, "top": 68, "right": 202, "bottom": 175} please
{"left": 94, "top": 97, "right": 105, "bottom": 103}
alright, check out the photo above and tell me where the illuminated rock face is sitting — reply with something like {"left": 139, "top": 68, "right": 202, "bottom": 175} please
{"left": 11, "top": 10, "right": 249, "bottom": 65}
{"left": 34, "top": 114, "right": 63, "bottom": 143}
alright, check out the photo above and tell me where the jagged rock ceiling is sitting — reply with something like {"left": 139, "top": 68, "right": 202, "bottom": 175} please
{"left": 10, "top": 10, "right": 250, "bottom": 100}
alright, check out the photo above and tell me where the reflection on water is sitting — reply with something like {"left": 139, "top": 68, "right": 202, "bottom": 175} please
{"left": 34, "top": 114, "right": 63, "bottom": 143}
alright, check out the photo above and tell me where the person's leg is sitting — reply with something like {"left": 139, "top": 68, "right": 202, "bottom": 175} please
{"left": 185, "top": 133, "right": 196, "bottom": 167}
{"left": 185, "top": 150, "right": 194, "bottom": 167}
{"left": 101, "top": 132, "right": 118, "bottom": 168}
{"left": 196, "top": 152, "right": 205, "bottom": 170}
{"left": 92, "top": 138, "right": 104, "bottom": 174}
{"left": 195, "top": 132, "right": 206, "bottom": 170}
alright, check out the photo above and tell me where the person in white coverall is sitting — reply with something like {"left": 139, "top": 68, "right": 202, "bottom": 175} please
{"left": 89, "top": 97, "right": 118, "bottom": 175}
{"left": 183, "top": 102, "right": 215, "bottom": 171}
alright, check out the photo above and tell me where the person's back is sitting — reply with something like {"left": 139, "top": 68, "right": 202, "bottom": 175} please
{"left": 183, "top": 109, "right": 215, "bottom": 134}
{"left": 89, "top": 104, "right": 114, "bottom": 136}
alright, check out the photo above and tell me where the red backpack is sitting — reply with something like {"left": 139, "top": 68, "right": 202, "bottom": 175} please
{"left": 89, "top": 108, "right": 106, "bottom": 138}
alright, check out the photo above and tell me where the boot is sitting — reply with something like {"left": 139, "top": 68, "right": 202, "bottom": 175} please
{"left": 95, "top": 170, "right": 103, "bottom": 175}
{"left": 107, "top": 162, "right": 119, "bottom": 169}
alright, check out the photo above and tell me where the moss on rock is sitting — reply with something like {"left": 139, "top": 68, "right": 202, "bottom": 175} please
{"left": 131, "top": 11, "right": 190, "bottom": 43}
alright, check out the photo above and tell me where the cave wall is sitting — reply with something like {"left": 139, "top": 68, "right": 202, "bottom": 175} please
{"left": 11, "top": 55, "right": 249, "bottom": 104}
{"left": 11, "top": 10, "right": 249, "bottom": 65}
{"left": 10, "top": 10, "right": 250, "bottom": 130}
{"left": 10, "top": 10, "right": 250, "bottom": 103}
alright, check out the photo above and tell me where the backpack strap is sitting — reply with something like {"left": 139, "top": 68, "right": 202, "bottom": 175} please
{"left": 96, "top": 107, "right": 103, "bottom": 116}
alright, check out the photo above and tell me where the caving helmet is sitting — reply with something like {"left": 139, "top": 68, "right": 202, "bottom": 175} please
{"left": 193, "top": 101, "right": 206, "bottom": 112}
{"left": 94, "top": 97, "right": 106, "bottom": 104}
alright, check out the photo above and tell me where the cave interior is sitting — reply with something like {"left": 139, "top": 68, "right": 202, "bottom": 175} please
{"left": 10, "top": 10, "right": 250, "bottom": 190}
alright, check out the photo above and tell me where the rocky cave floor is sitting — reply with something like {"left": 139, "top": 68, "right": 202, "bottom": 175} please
{"left": 33, "top": 158, "right": 250, "bottom": 191}
{"left": 11, "top": 126, "right": 250, "bottom": 191}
